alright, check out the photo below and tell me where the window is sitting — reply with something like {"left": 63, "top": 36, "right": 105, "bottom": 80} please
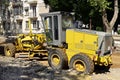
{"left": 62, "top": 14, "right": 74, "bottom": 30}
{"left": 26, "top": 21, "right": 29, "bottom": 29}
{"left": 37, "top": 21, "right": 39, "bottom": 29}
{"left": 7, "top": 11, "right": 10, "bottom": 19}
{"left": 25, "top": 10, "right": 29, "bottom": 15}
{"left": 19, "top": 21, "right": 22, "bottom": 29}
{"left": 43, "top": 16, "right": 53, "bottom": 41}
{"left": 30, "top": 6, "right": 36, "bottom": 17}
{"left": 19, "top": 7, "right": 23, "bottom": 14}
{"left": 32, "top": 20, "right": 39, "bottom": 29}
{"left": 18, "top": 21, "right": 22, "bottom": 33}
{"left": 54, "top": 16, "right": 58, "bottom": 40}
{"left": 3, "top": 10, "right": 5, "bottom": 16}
{"left": 33, "top": 20, "right": 37, "bottom": 29}
{"left": 7, "top": 23, "right": 10, "bottom": 30}
{"left": 33, "top": 6, "right": 36, "bottom": 17}
{"left": 14, "top": 6, "right": 23, "bottom": 15}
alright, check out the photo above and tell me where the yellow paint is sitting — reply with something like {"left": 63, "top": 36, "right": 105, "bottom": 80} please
{"left": 66, "top": 29, "right": 111, "bottom": 66}
{"left": 51, "top": 54, "right": 60, "bottom": 66}
{"left": 73, "top": 59, "right": 86, "bottom": 72}
{"left": 66, "top": 29, "right": 98, "bottom": 61}
{"left": 15, "top": 19, "right": 47, "bottom": 58}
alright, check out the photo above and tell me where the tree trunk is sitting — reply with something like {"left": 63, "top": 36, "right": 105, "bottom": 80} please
{"left": 102, "top": 0, "right": 119, "bottom": 33}
{"left": 106, "top": 28, "right": 113, "bottom": 33}
{"left": 110, "top": 0, "right": 119, "bottom": 28}
{"left": 89, "top": 18, "right": 92, "bottom": 30}
{"left": 102, "top": 9, "right": 112, "bottom": 33}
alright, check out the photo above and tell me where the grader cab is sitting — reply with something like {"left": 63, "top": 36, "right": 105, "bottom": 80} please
{"left": 40, "top": 11, "right": 113, "bottom": 74}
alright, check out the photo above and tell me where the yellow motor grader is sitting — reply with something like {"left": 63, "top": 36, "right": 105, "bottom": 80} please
{"left": 40, "top": 11, "right": 113, "bottom": 74}
{"left": 2, "top": 20, "right": 47, "bottom": 59}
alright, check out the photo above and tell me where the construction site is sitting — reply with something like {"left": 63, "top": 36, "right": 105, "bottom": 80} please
{"left": 0, "top": 11, "right": 120, "bottom": 80}
{"left": 0, "top": 0, "right": 120, "bottom": 80}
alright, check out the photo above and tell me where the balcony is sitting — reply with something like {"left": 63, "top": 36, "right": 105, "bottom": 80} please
{"left": 12, "top": 1, "right": 23, "bottom": 7}
{"left": 15, "top": 15, "right": 23, "bottom": 21}
{"left": 28, "top": 0, "right": 37, "bottom": 5}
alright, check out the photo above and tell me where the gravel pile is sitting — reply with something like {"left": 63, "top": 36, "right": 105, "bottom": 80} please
{"left": 0, "top": 56, "right": 120, "bottom": 80}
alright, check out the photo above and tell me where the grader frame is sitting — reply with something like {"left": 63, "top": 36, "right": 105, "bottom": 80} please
{"left": 40, "top": 11, "right": 113, "bottom": 74}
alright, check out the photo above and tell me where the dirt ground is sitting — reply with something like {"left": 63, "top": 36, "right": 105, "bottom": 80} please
{"left": 0, "top": 52, "right": 120, "bottom": 80}
{"left": 111, "top": 52, "right": 120, "bottom": 68}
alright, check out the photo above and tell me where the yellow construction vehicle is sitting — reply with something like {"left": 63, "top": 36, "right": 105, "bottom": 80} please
{"left": 3, "top": 19, "right": 47, "bottom": 59}
{"left": 40, "top": 11, "right": 113, "bottom": 74}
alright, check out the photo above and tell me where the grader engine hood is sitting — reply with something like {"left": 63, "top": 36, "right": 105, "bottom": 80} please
{"left": 66, "top": 29, "right": 112, "bottom": 57}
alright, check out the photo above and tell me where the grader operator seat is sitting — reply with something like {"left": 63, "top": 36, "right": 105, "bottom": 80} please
{"left": 40, "top": 12, "right": 75, "bottom": 47}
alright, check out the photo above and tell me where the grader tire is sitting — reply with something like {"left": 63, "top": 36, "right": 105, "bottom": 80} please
{"left": 48, "top": 49, "right": 68, "bottom": 70}
{"left": 4, "top": 43, "right": 16, "bottom": 57}
{"left": 69, "top": 53, "right": 94, "bottom": 74}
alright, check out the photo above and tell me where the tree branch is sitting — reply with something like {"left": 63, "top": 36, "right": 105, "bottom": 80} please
{"left": 110, "top": 0, "right": 119, "bottom": 28}
{"left": 102, "top": 9, "right": 110, "bottom": 29}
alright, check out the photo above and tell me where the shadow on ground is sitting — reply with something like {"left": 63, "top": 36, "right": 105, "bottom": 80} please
{"left": 94, "top": 65, "right": 111, "bottom": 74}
{"left": 0, "top": 59, "right": 90, "bottom": 80}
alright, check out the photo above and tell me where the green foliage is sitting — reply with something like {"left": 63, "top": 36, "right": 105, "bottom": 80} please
{"left": 43, "top": 0, "right": 114, "bottom": 30}
{"left": 88, "top": 0, "right": 111, "bottom": 12}
{"left": 44, "top": 0, "right": 74, "bottom": 11}
{"left": 73, "top": 0, "right": 92, "bottom": 23}
{"left": 118, "top": 30, "right": 120, "bottom": 34}
{"left": 96, "top": 26, "right": 103, "bottom": 31}
{"left": 49, "top": 0, "right": 59, "bottom": 9}
{"left": 0, "top": 0, "right": 9, "bottom": 6}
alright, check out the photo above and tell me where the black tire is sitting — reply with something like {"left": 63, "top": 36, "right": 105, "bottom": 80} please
{"left": 69, "top": 53, "right": 94, "bottom": 74}
{"left": 4, "top": 43, "right": 16, "bottom": 57}
{"left": 48, "top": 49, "right": 68, "bottom": 70}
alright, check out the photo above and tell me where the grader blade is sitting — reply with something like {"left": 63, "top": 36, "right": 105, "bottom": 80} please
{"left": 15, "top": 52, "right": 29, "bottom": 58}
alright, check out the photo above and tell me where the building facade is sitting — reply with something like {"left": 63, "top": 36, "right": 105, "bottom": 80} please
{"left": 0, "top": 1, "right": 12, "bottom": 36}
{"left": 12, "top": 0, "right": 49, "bottom": 34}
{"left": 0, "top": 0, "right": 49, "bottom": 36}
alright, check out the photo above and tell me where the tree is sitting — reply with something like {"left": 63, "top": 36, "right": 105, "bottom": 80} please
{"left": 44, "top": 0, "right": 119, "bottom": 33}
{"left": 44, "top": 0, "right": 101, "bottom": 28}
{"left": 88, "top": 0, "right": 119, "bottom": 33}
{"left": 0, "top": 0, "right": 8, "bottom": 5}
{"left": 44, "top": 0, "right": 74, "bottom": 11}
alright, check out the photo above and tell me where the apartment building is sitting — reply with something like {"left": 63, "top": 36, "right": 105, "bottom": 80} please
{"left": 0, "top": 0, "right": 49, "bottom": 36}
{"left": 0, "top": 0, "right": 49, "bottom": 35}
{"left": 12, "top": 0, "right": 49, "bottom": 34}
{"left": 0, "top": 1, "right": 12, "bottom": 35}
